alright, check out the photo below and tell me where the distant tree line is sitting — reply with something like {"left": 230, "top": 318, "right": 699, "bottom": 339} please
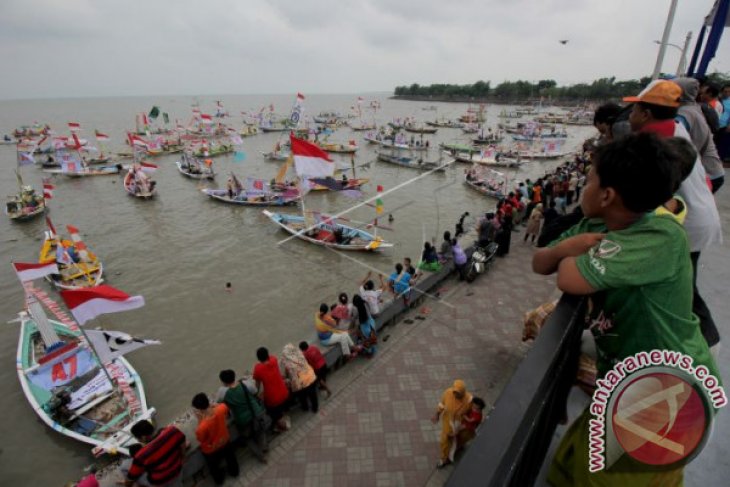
{"left": 394, "top": 73, "right": 730, "bottom": 102}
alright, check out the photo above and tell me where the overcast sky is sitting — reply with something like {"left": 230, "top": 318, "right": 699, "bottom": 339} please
{"left": 0, "top": 0, "right": 727, "bottom": 99}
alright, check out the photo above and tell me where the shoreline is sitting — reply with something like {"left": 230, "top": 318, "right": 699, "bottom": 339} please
{"left": 390, "top": 95, "right": 612, "bottom": 107}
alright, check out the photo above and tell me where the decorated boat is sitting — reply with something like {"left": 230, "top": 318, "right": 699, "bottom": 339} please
{"left": 426, "top": 120, "right": 464, "bottom": 129}
{"left": 39, "top": 223, "right": 104, "bottom": 290}
{"left": 376, "top": 152, "right": 447, "bottom": 172}
{"left": 378, "top": 139, "right": 430, "bottom": 152}
{"left": 452, "top": 151, "right": 521, "bottom": 168}
{"left": 463, "top": 170, "right": 507, "bottom": 199}
{"left": 439, "top": 142, "right": 480, "bottom": 155}
{"left": 403, "top": 123, "right": 437, "bottom": 134}
{"left": 14, "top": 280, "right": 156, "bottom": 457}
{"left": 192, "top": 143, "right": 233, "bottom": 158}
{"left": 175, "top": 153, "right": 215, "bottom": 180}
{"left": 316, "top": 141, "right": 358, "bottom": 154}
{"left": 6, "top": 171, "right": 47, "bottom": 222}
{"left": 44, "top": 165, "right": 121, "bottom": 177}
{"left": 263, "top": 211, "right": 392, "bottom": 251}
{"left": 123, "top": 166, "right": 157, "bottom": 199}
{"left": 240, "top": 125, "right": 259, "bottom": 137}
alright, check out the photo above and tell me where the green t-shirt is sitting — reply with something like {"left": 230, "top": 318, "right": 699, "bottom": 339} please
{"left": 223, "top": 382, "right": 266, "bottom": 427}
{"left": 551, "top": 213, "right": 718, "bottom": 380}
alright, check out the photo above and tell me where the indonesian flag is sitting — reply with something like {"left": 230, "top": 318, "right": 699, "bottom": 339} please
{"left": 140, "top": 161, "right": 158, "bottom": 173}
{"left": 66, "top": 225, "right": 90, "bottom": 261}
{"left": 42, "top": 178, "right": 55, "bottom": 199}
{"left": 85, "top": 329, "right": 160, "bottom": 365}
{"left": 95, "top": 130, "right": 110, "bottom": 142}
{"left": 68, "top": 122, "right": 81, "bottom": 132}
{"left": 127, "top": 133, "right": 149, "bottom": 149}
{"left": 291, "top": 133, "right": 334, "bottom": 178}
{"left": 12, "top": 262, "right": 59, "bottom": 282}
{"left": 59, "top": 285, "right": 145, "bottom": 326}
{"left": 200, "top": 114, "right": 213, "bottom": 122}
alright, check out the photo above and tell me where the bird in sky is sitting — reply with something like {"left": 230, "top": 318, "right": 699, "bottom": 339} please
{"left": 559, "top": 40, "right": 569, "bottom": 45}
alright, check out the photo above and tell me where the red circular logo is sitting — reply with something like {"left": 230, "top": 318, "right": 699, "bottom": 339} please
{"left": 611, "top": 372, "right": 708, "bottom": 466}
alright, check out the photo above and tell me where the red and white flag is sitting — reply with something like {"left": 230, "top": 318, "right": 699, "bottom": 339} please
{"left": 12, "top": 262, "right": 59, "bottom": 282}
{"left": 290, "top": 133, "right": 334, "bottom": 178}
{"left": 66, "top": 225, "right": 90, "bottom": 261}
{"left": 127, "top": 133, "right": 149, "bottom": 149}
{"left": 68, "top": 122, "right": 81, "bottom": 132}
{"left": 94, "top": 130, "right": 110, "bottom": 142}
{"left": 200, "top": 114, "right": 213, "bottom": 122}
{"left": 42, "top": 178, "right": 55, "bottom": 199}
{"left": 59, "top": 285, "right": 145, "bottom": 326}
{"left": 46, "top": 216, "right": 57, "bottom": 237}
{"left": 139, "top": 162, "right": 158, "bottom": 173}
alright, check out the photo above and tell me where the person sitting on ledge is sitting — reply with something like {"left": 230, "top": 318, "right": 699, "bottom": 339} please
{"left": 315, "top": 303, "right": 356, "bottom": 360}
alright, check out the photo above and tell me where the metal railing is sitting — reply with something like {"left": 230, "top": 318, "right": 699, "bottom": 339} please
{"left": 445, "top": 294, "right": 586, "bottom": 487}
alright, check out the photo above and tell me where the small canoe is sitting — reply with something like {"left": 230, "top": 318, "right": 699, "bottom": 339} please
{"left": 263, "top": 211, "right": 392, "bottom": 251}
{"left": 175, "top": 160, "right": 215, "bottom": 180}
{"left": 202, "top": 188, "right": 298, "bottom": 206}
{"left": 6, "top": 200, "right": 46, "bottom": 221}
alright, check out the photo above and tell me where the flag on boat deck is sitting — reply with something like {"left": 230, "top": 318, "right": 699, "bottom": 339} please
{"left": 375, "top": 185, "right": 384, "bottom": 215}
{"left": 42, "top": 178, "right": 54, "bottom": 199}
{"left": 200, "top": 114, "right": 213, "bottom": 123}
{"left": 60, "top": 285, "right": 145, "bottom": 326}
{"left": 85, "top": 329, "right": 160, "bottom": 365}
{"left": 291, "top": 134, "right": 334, "bottom": 178}
{"left": 17, "top": 150, "right": 34, "bottom": 166}
{"left": 163, "top": 112, "right": 170, "bottom": 124}
{"left": 68, "top": 122, "right": 81, "bottom": 132}
{"left": 234, "top": 151, "right": 246, "bottom": 162}
{"left": 94, "top": 130, "right": 110, "bottom": 142}
{"left": 148, "top": 106, "right": 160, "bottom": 120}
{"left": 12, "top": 262, "right": 59, "bottom": 282}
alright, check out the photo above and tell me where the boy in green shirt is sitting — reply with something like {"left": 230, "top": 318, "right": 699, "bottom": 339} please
{"left": 533, "top": 133, "right": 719, "bottom": 486}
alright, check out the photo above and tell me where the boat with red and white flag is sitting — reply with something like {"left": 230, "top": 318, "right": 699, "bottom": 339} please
{"left": 264, "top": 133, "right": 392, "bottom": 251}
{"left": 13, "top": 274, "right": 157, "bottom": 457}
{"left": 123, "top": 163, "right": 157, "bottom": 199}
{"left": 39, "top": 219, "right": 104, "bottom": 290}
{"left": 6, "top": 169, "right": 47, "bottom": 222}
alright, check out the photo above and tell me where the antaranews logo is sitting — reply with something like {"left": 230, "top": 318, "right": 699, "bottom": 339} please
{"left": 588, "top": 349, "right": 726, "bottom": 472}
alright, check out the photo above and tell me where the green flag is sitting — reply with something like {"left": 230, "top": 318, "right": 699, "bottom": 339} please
{"left": 149, "top": 106, "right": 160, "bottom": 120}
{"left": 162, "top": 112, "right": 169, "bottom": 124}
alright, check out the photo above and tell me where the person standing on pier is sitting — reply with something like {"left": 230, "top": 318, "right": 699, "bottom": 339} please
{"left": 218, "top": 369, "right": 269, "bottom": 464}
{"left": 192, "top": 393, "right": 239, "bottom": 485}
{"left": 253, "top": 347, "right": 291, "bottom": 433}
{"left": 432, "top": 379, "right": 473, "bottom": 469}
{"left": 280, "top": 343, "right": 319, "bottom": 413}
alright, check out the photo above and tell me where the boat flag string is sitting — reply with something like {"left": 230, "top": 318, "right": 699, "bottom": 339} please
{"left": 276, "top": 156, "right": 457, "bottom": 246}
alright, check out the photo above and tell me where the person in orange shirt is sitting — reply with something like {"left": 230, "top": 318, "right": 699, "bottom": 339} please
{"left": 192, "top": 393, "right": 239, "bottom": 485}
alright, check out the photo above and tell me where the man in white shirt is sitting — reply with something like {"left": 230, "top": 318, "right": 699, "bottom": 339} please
{"left": 359, "top": 271, "right": 386, "bottom": 316}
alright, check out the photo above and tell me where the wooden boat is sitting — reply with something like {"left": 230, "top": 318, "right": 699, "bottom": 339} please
{"left": 426, "top": 120, "right": 464, "bottom": 129}
{"left": 440, "top": 142, "right": 480, "bottom": 155}
{"left": 309, "top": 177, "right": 369, "bottom": 191}
{"left": 452, "top": 151, "right": 521, "bottom": 168}
{"left": 376, "top": 152, "right": 446, "bottom": 172}
{"left": 403, "top": 124, "right": 437, "bottom": 134}
{"left": 262, "top": 150, "right": 290, "bottom": 161}
{"left": 463, "top": 173, "right": 506, "bottom": 200}
{"left": 348, "top": 122, "right": 376, "bottom": 131}
{"left": 461, "top": 125, "right": 479, "bottom": 134}
{"left": 517, "top": 150, "right": 572, "bottom": 160}
{"left": 240, "top": 125, "right": 259, "bottom": 137}
{"left": 85, "top": 155, "right": 111, "bottom": 165}
{"left": 379, "top": 139, "right": 429, "bottom": 152}
{"left": 123, "top": 170, "right": 157, "bottom": 199}
{"left": 6, "top": 172, "right": 47, "bottom": 222}
{"left": 472, "top": 135, "right": 504, "bottom": 145}
{"left": 16, "top": 291, "right": 154, "bottom": 456}
{"left": 263, "top": 211, "right": 392, "bottom": 251}
{"left": 511, "top": 132, "right": 567, "bottom": 142}
{"left": 498, "top": 110, "right": 522, "bottom": 119}
{"left": 317, "top": 141, "right": 358, "bottom": 154}
{"left": 202, "top": 188, "right": 298, "bottom": 206}
{"left": 39, "top": 229, "right": 104, "bottom": 290}
{"left": 44, "top": 165, "right": 121, "bottom": 177}
{"left": 192, "top": 144, "right": 233, "bottom": 158}
{"left": 175, "top": 154, "right": 215, "bottom": 180}
{"left": 260, "top": 124, "right": 290, "bottom": 133}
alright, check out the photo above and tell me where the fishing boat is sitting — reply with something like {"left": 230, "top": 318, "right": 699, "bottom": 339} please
{"left": 440, "top": 142, "right": 480, "bottom": 155}
{"left": 39, "top": 224, "right": 104, "bottom": 290}
{"left": 511, "top": 132, "right": 567, "bottom": 142}
{"left": 472, "top": 133, "right": 505, "bottom": 145}
{"left": 403, "top": 123, "right": 437, "bottom": 134}
{"left": 317, "top": 141, "right": 358, "bottom": 154}
{"left": 123, "top": 167, "right": 157, "bottom": 199}
{"left": 498, "top": 109, "right": 522, "bottom": 119}
{"left": 463, "top": 170, "right": 507, "bottom": 200}
{"left": 379, "top": 139, "right": 430, "bottom": 152}
{"left": 6, "top": 172, "right": 47, "bottom": 222}
{"left": 240, "top": 125, "right": 259, "bottom": 137}
{"left": 15, "top": 284, "right": 155, "bottom": 457}
{"left": 452, "top": 151, "right": 521, "bottom": 168}
{"left": 44, "top": 165, "right": 121, "bottom": 177}
{"left": 376, "top": 152, "right": 447, "bottom": 172}
{"left": 426, "top": 119, "right": 464, "bottom": 129}
{"left": 175, "top": 153, "right": 215, "bottom": 180}
{"left": 192, "top": 143, "right": 233, "bottom": 158}
{"left": 263, "top": 211, "right": 392, "bottom": 251}
{"left": 309, "top": 176, "right": 369, "bottom": 191}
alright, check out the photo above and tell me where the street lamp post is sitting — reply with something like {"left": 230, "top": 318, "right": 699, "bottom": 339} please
{"left": 654, "top": 31, "right": 693, "bottom": 76}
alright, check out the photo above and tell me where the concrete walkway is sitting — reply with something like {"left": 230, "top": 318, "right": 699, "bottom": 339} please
{"left": 186, "top": 228, "right": 559, "bottom": 487}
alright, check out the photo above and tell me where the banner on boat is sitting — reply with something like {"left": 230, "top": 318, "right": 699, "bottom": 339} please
{"left": 68, "top": 369, "right": 114, "bottom": 410}
{"left": 28, "top": 347, "right": 96, "bottom": 390}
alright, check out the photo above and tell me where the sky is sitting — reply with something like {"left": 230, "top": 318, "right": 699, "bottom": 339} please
{"left": 0, "top": 0, "right": 727, "bottom": 99}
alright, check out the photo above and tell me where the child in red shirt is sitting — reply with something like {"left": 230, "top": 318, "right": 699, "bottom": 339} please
{"left": 451, "top": 397, "right": 486, "bottom": 460}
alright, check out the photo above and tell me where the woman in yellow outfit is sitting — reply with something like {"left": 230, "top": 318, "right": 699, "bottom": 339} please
{"left": 431, "top": 379, "right": 473, "bottom": 468}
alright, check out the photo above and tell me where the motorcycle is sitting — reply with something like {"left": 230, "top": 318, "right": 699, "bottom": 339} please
{"left": 465, "top": 241, "right": 499, "bottom": 283}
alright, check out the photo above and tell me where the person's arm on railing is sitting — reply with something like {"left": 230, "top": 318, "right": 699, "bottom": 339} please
{"left": 532, "top": 233, "right": 605, "bottom": 275}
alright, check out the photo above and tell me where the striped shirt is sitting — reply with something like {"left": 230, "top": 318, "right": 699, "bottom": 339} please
{"left": 127, "top": 426, "right": 186, "bottom": 485}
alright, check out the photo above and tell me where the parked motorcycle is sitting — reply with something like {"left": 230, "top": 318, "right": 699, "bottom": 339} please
{"left": 465, "top": 241, "right": 499, "bottom": 282}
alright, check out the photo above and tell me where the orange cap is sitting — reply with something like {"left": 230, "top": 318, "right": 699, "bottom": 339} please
{"left": 623, "top": 80, "right": 681, "bottom": 107}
